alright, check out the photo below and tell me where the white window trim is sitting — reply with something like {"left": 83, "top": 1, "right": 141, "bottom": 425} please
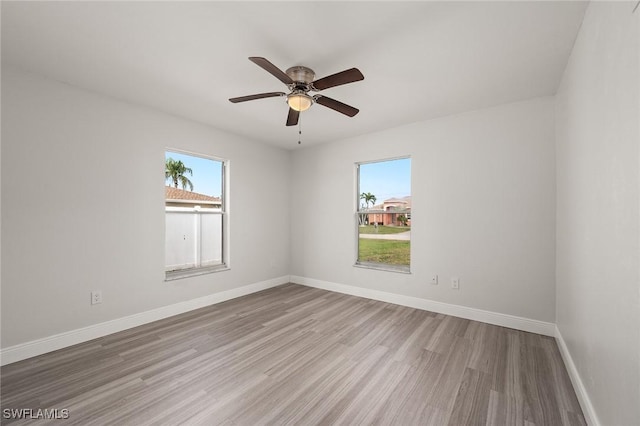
{"left": 164, "top": 149, "right": 229, "bottom": 281}
{"left": 354, "top": 156, "right": 411, "bottom": 274}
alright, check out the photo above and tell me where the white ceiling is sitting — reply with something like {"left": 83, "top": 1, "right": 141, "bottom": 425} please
{"left": 1, "top": 1, "right": 587, "bottom": 149}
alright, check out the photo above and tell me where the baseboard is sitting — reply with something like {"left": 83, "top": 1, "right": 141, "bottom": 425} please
{"left": 290, "top": 275, "right": 556, "bottom": 336}
{"left": 555, "top": 326, "right": 600, "bottom": 426}
{"left": 0, "top": 275, "right": 290, "bottom": 366}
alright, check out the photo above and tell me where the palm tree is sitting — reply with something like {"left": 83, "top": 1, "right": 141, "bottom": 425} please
{"left": 359, "top": 192, "right": 377, "bottom": 226}
{"left": 360, "top": 192, "right": 377, "bottom": 209}
{"left": 165, "top": 158, "right": 194, "bottom": 191}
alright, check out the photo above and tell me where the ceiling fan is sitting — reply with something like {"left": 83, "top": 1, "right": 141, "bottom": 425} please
{"left": 229, "top": 57, "right": 364, "bottom": 126}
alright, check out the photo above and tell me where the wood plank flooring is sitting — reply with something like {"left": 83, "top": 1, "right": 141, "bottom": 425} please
{"left": 1, "top": 284, "right": 585, "bottom": 425}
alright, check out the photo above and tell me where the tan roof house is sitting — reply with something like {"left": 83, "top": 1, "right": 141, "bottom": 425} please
{"left": 367, "top": 196, "right": 411, "bottom": 226}
{"left": 165, "top": 186, "right": 221, "bottom": 209}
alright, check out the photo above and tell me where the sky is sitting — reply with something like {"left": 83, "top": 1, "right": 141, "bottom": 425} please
{"left": 359, "top": 157, "right": 411, "bottom": 203}
{"left": 165, "top": 151, "right": 222, "bottom": 197}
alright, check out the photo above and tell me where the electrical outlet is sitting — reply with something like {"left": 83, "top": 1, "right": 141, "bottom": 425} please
{"left": 91, "top": 290, "right": 102, "bottom": 305}
{"left": 451, "top": 277, "right": 460, "bottom": 290}
{"left": 430, "top": 275, "right": 438, "bottom": 285}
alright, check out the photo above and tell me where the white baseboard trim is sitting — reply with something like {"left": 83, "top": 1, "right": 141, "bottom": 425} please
{"left": 555, "top": 326, "right": 600, "bottom": 426}
{"left": 290, "top": 275, "right": 556, "bottom": 336}
{"left": 0, "top": 275, "right": 290, "bottom": 366}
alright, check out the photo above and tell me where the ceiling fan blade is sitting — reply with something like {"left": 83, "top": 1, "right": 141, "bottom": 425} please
{"left": 229, "top": 92, "right": 285, "bottom": 103}
{"left": 286, "top": 108, "right": 299, "bottom": 126}
{"left": 249, "top": 57, "right": 294, "bottom": 85}
{"left": 314, "top": 95, "right": 359, "bottom": 117}
{"left": 312, "top": 68, "right": 364, "bottom": 91}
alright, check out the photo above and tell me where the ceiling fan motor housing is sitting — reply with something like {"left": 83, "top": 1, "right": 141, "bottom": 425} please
{"left": 286, "top": 66, "right": 315, "bottom": 85}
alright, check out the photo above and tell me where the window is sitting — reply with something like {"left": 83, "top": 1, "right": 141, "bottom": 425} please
{"left": 165, "top": 150, "right": 227, "bottom": 280}
{"left": 356, "top": 157, "right": 411, "bottom": 272}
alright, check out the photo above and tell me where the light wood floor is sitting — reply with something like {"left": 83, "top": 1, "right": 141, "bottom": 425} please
{"left": 1, "top": 284, "right": 585, "bottom": 425}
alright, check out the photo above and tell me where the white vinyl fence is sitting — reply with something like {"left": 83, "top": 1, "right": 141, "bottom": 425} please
{"left": 165, "top": 207, "right": 223, "bottom": 271}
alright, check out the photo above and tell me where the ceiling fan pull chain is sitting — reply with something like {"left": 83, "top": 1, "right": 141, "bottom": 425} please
{"left": 298, "top": 119, "right": 302, "bottom": 145}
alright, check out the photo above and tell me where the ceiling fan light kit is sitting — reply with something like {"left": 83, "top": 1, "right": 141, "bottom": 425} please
{"left": 229, "top": 57, "right": 364, "bottom": 126}
{"left": 287, "top": 92, "right": 313, "bottom": 112}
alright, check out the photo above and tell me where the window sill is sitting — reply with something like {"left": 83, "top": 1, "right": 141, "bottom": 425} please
{"left": 165, "top": 265, "right": 229, "bottom": 281}
{"left": 354, "top": 262, "right": 411, "bottom": 274}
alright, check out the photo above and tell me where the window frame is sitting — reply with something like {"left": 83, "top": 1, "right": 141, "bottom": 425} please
{"left": 164, "top": 149, "right": 229, "bottom": 281}
{"left": 354, "top": 156, "right": 412, "bottom": 274}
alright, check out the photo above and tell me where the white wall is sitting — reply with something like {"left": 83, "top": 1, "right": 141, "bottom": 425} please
{"left": 1, "top": 68, "right": 291, "bottom": 348}
{"left": 555, "top": 2, "right": 640, "bottom": 425}
{"left": 291, "top": 97, "right": 556, "bottom": 322}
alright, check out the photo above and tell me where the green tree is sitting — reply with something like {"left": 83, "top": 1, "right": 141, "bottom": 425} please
{"left": 397, "top": 214, "right": 408, "bottom": 227}
{"left": 165, "top": 158, "right": 194, "bottom": 191}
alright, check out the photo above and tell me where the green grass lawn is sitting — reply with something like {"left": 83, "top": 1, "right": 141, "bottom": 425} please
{"left": 358, "top": 225, "right": 411, "bottom": 235}
{"left": 358, "top": 239, "right": 410, "bottom": 266}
